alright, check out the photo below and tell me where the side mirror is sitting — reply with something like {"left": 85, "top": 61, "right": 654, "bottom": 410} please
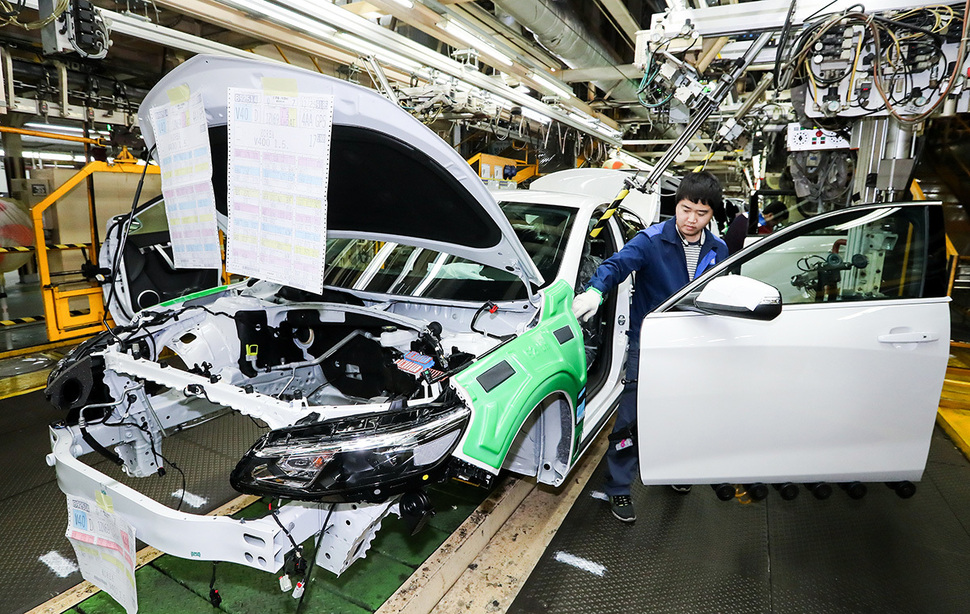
{"left": 694, "top": 276, "right": 782, "bottom": 321}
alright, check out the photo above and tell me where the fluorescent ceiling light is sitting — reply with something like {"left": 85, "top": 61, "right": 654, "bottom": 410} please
{"left": 530, "top": 72, "right": 573, "bottom": 99}
{"left": 521, "top": 107, "right": 552, "bottom": 124}
{"left": 564, "top": 110, "right": 620, "bottom": 140}
{"left": 615, "top": 150, "right": 652, "bottom": 171}
{"left": 568, "top": 111, "right": 597, "bottom": 127}
{"left": 488, "top": 94, "right": 551, "bottom": 125}
{"left": 438, "top": 20, "right": 514, "bottom": 67}
{"left": 2, "top": 148, "right": 88, "bottom": 163}
{"left": 215, "top": 0, "right": 611, "bottom": 144}
{"left": 24, "top": 122, "right": 111, "bottom": 137}
{"left": 491, "top": 95, "right": 512, "bottom": 109}
{"left": 390, "top": 0, "right": 414, "bottom": 7}
{"left": 336, "top": 33, "right": 424, "bottom": 72}
{"left": 221, "top": 0, "right": 336, "bottom": 39}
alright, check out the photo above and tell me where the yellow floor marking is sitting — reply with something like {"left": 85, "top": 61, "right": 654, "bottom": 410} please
{"left": 0, "top": 339, "right": 81, "bottom": 360}
{"left": 938, "top": 359, "right": 970, "bottom": 461}
{"left": 0, "top": 371, "right": 50, "bottom": 400}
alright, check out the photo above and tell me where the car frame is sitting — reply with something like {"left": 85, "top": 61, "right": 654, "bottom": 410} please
{"left": 46, "top": 55, "right": 654, "bottom": 577}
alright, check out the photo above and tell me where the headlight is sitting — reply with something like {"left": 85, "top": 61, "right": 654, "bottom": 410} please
{"left": 230, "top": 403, "right": 469, "bottom": 503}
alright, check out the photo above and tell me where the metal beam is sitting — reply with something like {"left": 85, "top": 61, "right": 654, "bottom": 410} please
{"left": 623, "top": 138, "right": 713, "bottom": 145}
{"left": 655, "top": 0, "right": 933, "bottom": 38}
{"left": 108, "top": 9, "right": 271, "bottom": 60}
{"left": 597, "top": 0, "right": 641, "bottom": 41}
{"left": 152, "top": 0, "right": 621, "bottom": 142}
{"left": 560, "top": 64, "right": 642, "bottom": 83}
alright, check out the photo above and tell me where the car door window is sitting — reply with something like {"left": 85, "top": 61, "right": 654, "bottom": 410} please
{"left": 499, "top": 202, "right": 576, "bottom": 284}
{"left": 578, "top": 205, "right": 620, "bottom": 290}
{"left": 128, "top": 200, "right": 171, "bottom": 236}
{"left": 615, "top": 208, "right": 646, "bottom": 242}
{"left": 686, "top": 205, "right": 945, "bottom": 306}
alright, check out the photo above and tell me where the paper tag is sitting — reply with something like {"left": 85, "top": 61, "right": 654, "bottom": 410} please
{"left": 66, "top": 494, "right": 138, "bottom": 614}
{"left": 150, "top": 91, "right": 222, "bottom": 270}
{"left": 225, "top": 88, "right": 334, "bottom": 294}
{"left": 615, "top": 438, "right": 633, "bottom": 451}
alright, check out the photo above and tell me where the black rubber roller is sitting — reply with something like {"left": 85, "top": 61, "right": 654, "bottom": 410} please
{"left": 806, "top": 482, "right": 833, "bottom": 500}
{"left": 711, "top": 483, "right": 736, "bottom": 501}
{"left": 840, "top": 481, "right": 867, "bottom": 499}
{"left": 773, "top": 482, "right": 799, "bottom": 500}
{"left": 887, "top": 481, "right": 916, "bottom": 499}
{"left": 746, "top": 483, "right": 769, "bottom": 501}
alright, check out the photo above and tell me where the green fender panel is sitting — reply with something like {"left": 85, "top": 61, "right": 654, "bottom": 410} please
{"left": 453, "top": 279, "right": 588, "bottom": 471}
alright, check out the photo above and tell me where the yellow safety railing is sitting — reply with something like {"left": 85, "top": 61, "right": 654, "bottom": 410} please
{"left": 30, "top": 149, "right": 160, "bottom": 341}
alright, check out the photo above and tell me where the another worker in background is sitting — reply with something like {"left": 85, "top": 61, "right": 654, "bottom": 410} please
{"left": 760, "top": 200, "right": 789, "bottom": 234}
{"left": 723, "top": 200, "right": 741, "bottom": 230}
{"left": 723, "top": 200, "right": 790, "bottom": 254}
{"left": 723, "top": 200, "right": 747, "bottom": 255}
{"left": 571, "top": 171, "right": 729, "bottom": 524}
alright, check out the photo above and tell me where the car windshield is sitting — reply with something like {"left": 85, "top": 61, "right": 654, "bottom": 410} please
{"left": 322, "top": 201, "right": 576, "bottom": 301}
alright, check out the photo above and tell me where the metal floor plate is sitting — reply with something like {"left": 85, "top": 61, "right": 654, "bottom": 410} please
{"left": 0, "top": 390, "right": 267, "bottom": 614}
{"left": 509, "top": 427, "right": 970, "bottom": 614}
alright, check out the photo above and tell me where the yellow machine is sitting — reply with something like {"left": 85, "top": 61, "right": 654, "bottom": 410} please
{"left": 466, "top": 153, "right": 536, "bottom": 187}
{"left": 30, "top": 148, "right": 160, "bottom": 341}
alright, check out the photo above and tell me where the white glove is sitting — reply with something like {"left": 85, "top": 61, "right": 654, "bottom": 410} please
{"left": 572, "top": 288, "right": 602, "bottom": 323}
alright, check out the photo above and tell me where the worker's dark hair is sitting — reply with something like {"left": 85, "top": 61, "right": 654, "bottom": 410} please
{"left": 675, "top": 171, "right": 724, "bottom": 225}
{"left": 763, "top": 200, "right": 789, "bottom": 223}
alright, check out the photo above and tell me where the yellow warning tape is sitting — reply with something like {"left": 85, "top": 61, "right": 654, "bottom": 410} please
{"left": 589, "top": 187, "right": 630, "bottom": 239}
{"left": 0, "top": 310, "right": 86, "bottom": 326}
{"left": 0, "top": 243, "right": 90, "bottom": 253}
{"left": 0, "top": 316, "right": 42, "bottom": 326}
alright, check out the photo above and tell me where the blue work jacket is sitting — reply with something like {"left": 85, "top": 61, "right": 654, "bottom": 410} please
{"left": 587, "top": 218, "right": 729, "bottom": 337}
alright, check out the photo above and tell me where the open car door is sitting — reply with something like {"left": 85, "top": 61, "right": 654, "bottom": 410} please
{"left": 637, "top": 202, "right": 950, "bottom": 485}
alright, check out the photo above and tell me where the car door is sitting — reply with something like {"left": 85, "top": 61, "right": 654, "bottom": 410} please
{"left": 636, "top": 202, "right": 949, "bottom": 485}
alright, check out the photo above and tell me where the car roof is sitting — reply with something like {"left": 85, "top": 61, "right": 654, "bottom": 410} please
{"left": 489, "top": 188, "right": 607, "bottom": 216}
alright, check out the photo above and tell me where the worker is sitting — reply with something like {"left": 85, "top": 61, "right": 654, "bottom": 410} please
{"left": 760, "top": 200, "right": 789, "bottom": 233}
{"left": 572, "top": 171, "right": 729, "bottom": 523}
{"left": 723, "top": 200, "right": 748, "bottom": 254}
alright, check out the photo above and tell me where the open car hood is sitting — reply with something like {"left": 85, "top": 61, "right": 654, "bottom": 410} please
{"left": 137, "top": 55, "right": 543, "bottom": 288}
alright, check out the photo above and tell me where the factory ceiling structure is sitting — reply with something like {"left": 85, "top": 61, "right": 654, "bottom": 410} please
{"left": 3, "top": 0, "right": 968, "bottom": 204}
{"left": 0, "top": 0, "right": 677, "bottom": 173}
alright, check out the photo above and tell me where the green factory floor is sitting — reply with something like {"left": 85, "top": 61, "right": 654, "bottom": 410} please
{"left": 68, "top": 481, "right": 488, "bottom": 614}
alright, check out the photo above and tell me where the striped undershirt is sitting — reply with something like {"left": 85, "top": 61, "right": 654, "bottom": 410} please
{"left": 678, "top": 228, "right": 705, "bottom": 280}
